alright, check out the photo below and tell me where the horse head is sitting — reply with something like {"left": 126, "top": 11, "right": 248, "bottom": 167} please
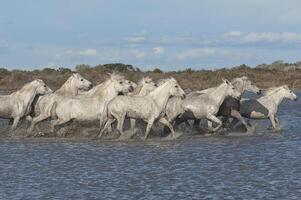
{"left": 70, "top": 73, "right": 93, "bottom": 91}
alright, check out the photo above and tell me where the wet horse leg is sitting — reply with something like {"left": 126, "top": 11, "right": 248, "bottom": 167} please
{"left": 230, "top": 110, "right": 254, "bottom": 133}
{"left": 143, "top": 118, "right": 154, "bottom": 140}
{"left": 11, "top": 116, "right": 20, "bottom": 131}
{"left": 275, "top": 116, "right": 281, "bottom": 129}
{"left": 117, "top": 113, "right": 126, "bottom": 139}
{"left": 27, "top": 114, "right": 49, "bottom": 133}
{"left": 268, "top": 114, "right": 279, "bottom": 131}
{"left": 50, "top": 118, "right": 70, "bottom": 133}
{"left": 193, "top": 119, "right": 201, "bottom": 131}
{"left": 97, "top": 118, "right": 115, "bottom": 139}
{"left": 159, "top": 118, "right": 176, "bottom": 138}
{"left": 206, "top": 114, "right": 222, "bottom": 132}
{"left": 130, "top": 119, "right": 136, "bottom": 133}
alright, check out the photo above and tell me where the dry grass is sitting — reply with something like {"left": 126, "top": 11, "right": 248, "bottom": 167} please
{"left": 0, "top": 66, "right": 300, "bottom": 93}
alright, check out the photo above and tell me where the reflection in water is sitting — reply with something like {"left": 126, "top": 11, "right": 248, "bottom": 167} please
{"left": 0, "top": 93, "right": 301, "bottom": 199}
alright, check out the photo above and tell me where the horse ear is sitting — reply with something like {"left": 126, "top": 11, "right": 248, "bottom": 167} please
{"left": 222, "top": 78, "right": 230, "bottom": 84}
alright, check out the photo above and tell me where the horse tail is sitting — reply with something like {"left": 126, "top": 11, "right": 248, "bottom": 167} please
{"left": 50, "top": 101, "right": 58, "bottom": 119}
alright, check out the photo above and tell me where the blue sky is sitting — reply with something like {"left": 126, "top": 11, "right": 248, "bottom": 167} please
{"left": 1, "top": 0, "right": 301, "bottom": 70}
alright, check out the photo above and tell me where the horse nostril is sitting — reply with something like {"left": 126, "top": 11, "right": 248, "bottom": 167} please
{"left": 257, "top": 90, "right": 262, "bottom": 94}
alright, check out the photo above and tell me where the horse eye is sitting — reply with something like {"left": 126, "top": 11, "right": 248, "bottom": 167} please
{"left": 81, "top": 79, "right": 84, "bottom": 81}
{"left": 44, "top": 85, "right": 46, "bottom": 87}
{"left": 175, "top": 85, "right": 178, "bottom": 88}
{"left": 120, "top": 81, "right": 123, "bottom": 84}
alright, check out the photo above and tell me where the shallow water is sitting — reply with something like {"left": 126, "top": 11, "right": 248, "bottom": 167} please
{"left": 1, "top": 93, "right": 301, "bottom": 199}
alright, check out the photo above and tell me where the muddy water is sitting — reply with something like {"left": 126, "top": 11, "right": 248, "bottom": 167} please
{"left": 0, "top": 93, "right": 301, "bottom": 199}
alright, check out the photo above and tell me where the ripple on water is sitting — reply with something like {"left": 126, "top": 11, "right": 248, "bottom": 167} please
{"left": 0, "top": 93, "right": 301, "bottom": 199}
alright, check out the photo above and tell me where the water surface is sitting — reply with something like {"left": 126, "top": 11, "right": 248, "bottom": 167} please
{"left": 0, "top": 93, "right": 301, "bottom": 199}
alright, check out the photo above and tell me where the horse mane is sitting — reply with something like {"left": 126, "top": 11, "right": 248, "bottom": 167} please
{"left": 11, "top": 79, "right": 42, "bottom": 95}
{"left": 89, "top": 73, "right": 125, "bottom": 97}
{"left": 55, "top": 74, "right": 76, "bottom": 95}
{"left": 157, "top": 78, "right": 170, "bottom": 86}
{"left": 109, "top": 72, "right": 125, "bottom": 81}
{"left": 131, "top": 77, "right": 153, "bottom": 95}
{"left": 231, "top": 76, "right": 248, "bottom": 87}
{"left": 263, "top": 86, "right": 284, "bottom": 96}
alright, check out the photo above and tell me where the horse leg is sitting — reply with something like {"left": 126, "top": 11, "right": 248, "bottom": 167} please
{"left": 50, "top": 118, "right": 70, "bottom": 134}
{"left": 275, "top": 116, "right": 281, "bottom": 129}
{"left": 230, "top": 110, "right": 254, "bottom": 133}
{"left": 159, "top": 118, "right": 177, "bottom": 138}
{"left": 207, "top": 120, "right": 213, "bottom": 132}
{"left": 268, "top": 114, "right": 279, "bottom": 131}
{"left": 143, "top": 119, "right": 154, "bottom": 140}
{"left": 130, "top": 119, "right": 136, "bottom": 133}
{"left": 97, "top": 118, "right": 114, "bottom": 139}
{"left": 10, "top": 116, "right": 21, "bottom": 131}
{"left": 193, "top": 119, "right": 201, "bottom": 131}
{"left": 27, "top": 114, "right": 48, "bottom": 133}
{"left": 206, "top": 114, "right": 222, "bottom": 132}
{"left": 117, "top": 113, "right": 126, "bottom": 138}
{"left": 174, "top": 117, "right": 186, "bottom": 130}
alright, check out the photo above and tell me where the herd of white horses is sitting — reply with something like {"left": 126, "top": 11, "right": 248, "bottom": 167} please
{"left": 0, "top": 72, "right": 298, "bottom": 140}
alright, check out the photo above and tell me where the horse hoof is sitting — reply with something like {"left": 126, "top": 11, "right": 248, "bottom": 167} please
{"left": 246, "top": 126, "right": 255, "bottom": 134}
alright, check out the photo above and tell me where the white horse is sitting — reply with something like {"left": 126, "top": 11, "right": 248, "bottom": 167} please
{"left": 191, "top": 76, "right": 262, "bottom": 132}
{"left": 48, "top": 73, "right": 134, "bottom": 133}
{"left": 27, "top": 73, "right": 92, "bottom": 133}
{"left": 101, "top": 76, "right": 157, "bottom": 134}
{"left": 98, "top": 78, "right": 185, "bottom": 140}
{"left": 166, "top": 79, "right": 241, "bottom": 132}
{"left": 240, "top": 85, "right": 298, "bottom": 130}
{"left": 130, "top": 77, "right": 157, "bottom": 96}
{"left": 0, "top": 79, "right": 52, "bottom": 130}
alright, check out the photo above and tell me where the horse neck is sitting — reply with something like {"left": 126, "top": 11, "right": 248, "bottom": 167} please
{"left": 263, "top": 90, "right": 285, "bottom": 107}
{"left": 148, "top": 84, "right": 172, "bottom": 112}
{"left": 94, "top": 80, "right": 119, "bottom": 101}
{"left": 55, "top": 79, "right": 78, "bottom": 96}
{"left": 209, "top": 84, "right": 230, "bottom": 106}
{"left": 138, "top": 85, "right": 153, "bottom": 96}
{"left": 14, "top": 86, "right": 38, "bottom": 112}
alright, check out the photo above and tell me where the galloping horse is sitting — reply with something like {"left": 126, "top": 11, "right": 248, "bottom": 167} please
{"left": 27, "top": 73, "right": 92, "bottom": 133}
{"left": 0, "top": 79, "right": 52, "bottom": 130}
{"left": 165, "top": 79, "right": 240, "bottom": 132}
{"left": 98, "top": 78, "right": 185, "bottom": 140}
{"left": 48, "top": 73, "right": 134, "bottom": 133}
{"left": 240, "top": 85, "right": 298, "bottom": 130}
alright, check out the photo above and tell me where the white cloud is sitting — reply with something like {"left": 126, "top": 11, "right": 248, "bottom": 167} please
{"left": 240, "top": 32, "right": 280, "bottom": 43}
{"left": 152, "top": 46, "right": 164, "bottom": 54}
{"left": 79, "top": 49, "right": 97, "bottom": 56}
{"left": 174, "top": 48, "right": 216, "bottom": 60}
{"left": 224, "top": 31, "right": 243, "bottom": 37}
{"left": 235, "top": 32, "right": 301, "bottom": 44}
{"left": 126, "top": 36, "right": 146, "bottom": 43}
{"left": 282, "top": 32, "right": 301, "bottom": 43}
